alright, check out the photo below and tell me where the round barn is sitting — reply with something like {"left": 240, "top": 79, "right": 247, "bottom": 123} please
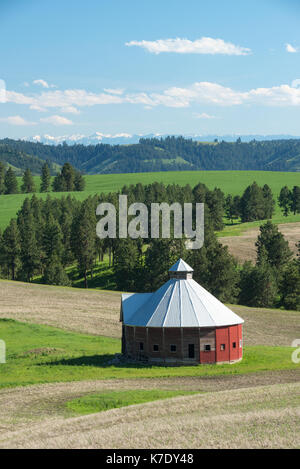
{"left": 121, "top": 259, "right": 244, "bottom": 364}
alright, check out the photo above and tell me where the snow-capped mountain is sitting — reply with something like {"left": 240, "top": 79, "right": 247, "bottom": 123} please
{"left": 22, "top": 132, "right": 300, "bottom": 146}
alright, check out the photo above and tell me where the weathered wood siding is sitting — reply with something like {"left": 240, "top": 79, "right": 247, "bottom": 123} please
{"left": 122, "top": 324, "right": 242, "bottom": 364}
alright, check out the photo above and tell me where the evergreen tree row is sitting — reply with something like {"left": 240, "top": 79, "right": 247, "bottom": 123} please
{"left": 0, "top": 162, "right": 85, "bottom": 195}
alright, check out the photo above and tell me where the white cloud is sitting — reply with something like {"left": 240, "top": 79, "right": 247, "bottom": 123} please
{"left": 0, "top": 115, "right": 36, "bottom": 125}
{"left": 126, "top": 37, "right": 251, "bottom": 55}
{"left": 193, "top": 112, "right": 217, "bottom": 119}
{"left": 0, "top": 79, "right": 6, "bottom": 103}
{"left": 40, "top": 115, "right": 73, "bottom": 126}
{"left": 33, "top": 79, "right": 56, "bottom": 88}
{"left": 103, "top": 88, "right": 124, "bottom": 95}
{"left": 60, "top": 106, "right": 80, "bottom": 114}
{"left": 286, "top": 43, "right": 298, "bottom": 53}
{"left": 5, "top": 81, "right": 300, "bottom": 114}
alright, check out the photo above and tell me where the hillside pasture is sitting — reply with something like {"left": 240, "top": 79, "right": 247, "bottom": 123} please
{"left": 0, "top": 170, "right": 300, "bottom": 230}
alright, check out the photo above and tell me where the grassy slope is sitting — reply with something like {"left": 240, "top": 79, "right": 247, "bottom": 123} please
{"left": 0, "top": 319, "right": 298, "bottom": 389}
{"left": 0, "top": 170, "right": 300, "bottom": 230}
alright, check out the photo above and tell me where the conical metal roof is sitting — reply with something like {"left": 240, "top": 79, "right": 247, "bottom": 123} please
{"left": 122, "top": 259, "right": 244, "bottom": 328}
{"left": 169, "top": 258, "right": 194, "bottom": 272}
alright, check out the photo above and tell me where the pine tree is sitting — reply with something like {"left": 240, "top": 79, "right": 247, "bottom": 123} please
{"left": 21, "top": 168, "right": 36, "bottom": 193}
{"left": 74, "top": 171, "right": 85, "bottom": 191}
{"left": 2, "top": 219, "right": 21, "bottom": 280}
{"left": 279, "top": 262, "right": 300, "bottom": 310}
{"left": 240, "top": 182, "right": 265, "bottom": 222}
{"left": 19, "top": 213, "right": 41, "bottom": 282}
{"left": 61, "top": 163, "right": 75, "bottom": 191}
{"left": 52, "top": 173, "right": 66, "bottom": 192}
{"left": 239, "top": 260, "right": 277, "bottom": 308}
{"left": 262, "top": 184, "right": 275, "bottom": 219}
{"left": 114, "top": 239, "right": 142, "bottom": 291}
{"left": 290, "top": 186, "right": 300, "bottom": 215}
{"left": 0, "top": 162, "right": 5, "bottom": 194}
{"left": 40, "top": 163, "right": 51, "bottom": 192}
{"left": 278, "top": 186, "right": 292, "bottom": 217}
{"left": 43, "top": 260, "right": 71, "bottom": 286}
{"left": 4, "top": 167, "right": 18, "bottom": 194}
{"left": 256, "top": 221, "right": 293, "bottom": 271}
{"left": 42, "top": 214, "right": 63, "bottom": 265}
{"left": 71, "top": 199, "right": 97, "bottom": 288}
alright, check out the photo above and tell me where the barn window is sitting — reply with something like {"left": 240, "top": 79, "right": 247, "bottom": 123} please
{"left": 139, "top": 342, "right": 144, "bottom": 351}
{"left": 220, "top": 344, "right": 225, "bottom": 351}
{"left": 170, "top": 345, "right": 177, "bottom": 352}
{"left": 232, "top": 342, "right": 236, "bottom": 349}
{"left": 153, "top": 344, "right": 159, "bottom": 352}
{"left": 205, "top": 344, "right": 211, "bottom": 351}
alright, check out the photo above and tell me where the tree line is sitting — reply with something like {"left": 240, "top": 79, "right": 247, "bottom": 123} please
{"left": 2, "top": 136, "right": 300, "bottom": 174}
{"left": 0, "top": 162, "right": 85, "bottom": 195}
{"left": 0, "top": 180, "right": 299, "bottom": 310}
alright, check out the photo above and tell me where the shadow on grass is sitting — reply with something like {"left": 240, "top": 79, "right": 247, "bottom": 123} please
{"left": 42, "top": 354, "right": 189, "bottom": 369}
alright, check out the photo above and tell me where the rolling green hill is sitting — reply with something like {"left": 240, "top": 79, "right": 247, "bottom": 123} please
{"left": 0, "top": 170, "right": 300, "bottom": 231}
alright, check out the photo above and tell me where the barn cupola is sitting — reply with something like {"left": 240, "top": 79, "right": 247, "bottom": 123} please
{"left": 168, "top": 258, "right": 194, "bottom": 280}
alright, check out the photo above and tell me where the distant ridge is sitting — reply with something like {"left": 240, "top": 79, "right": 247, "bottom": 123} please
{"left": 1, "top": 135, "right": 300, "bottom": 174}
{"left": 22, "top": 132, "right": 300, "bottom": 146}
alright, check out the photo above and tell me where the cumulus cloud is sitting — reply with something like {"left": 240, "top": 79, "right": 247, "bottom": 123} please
{"left": 126, "top": 37, "right": 251, "bottom": 55}
{"left": 286, "top": 43, "right": 298, "bottom": 53}
{"left": 0, "top": 115, "right": 36, "bottom": 125}
{"left": 40, "top": 115, "right": 73, "bottom": 126}
{"left": 5, "top": 81, "right": 300, "bottom": 113}
{"left": 33, "top": 79, "right": 56, "bottom": 88}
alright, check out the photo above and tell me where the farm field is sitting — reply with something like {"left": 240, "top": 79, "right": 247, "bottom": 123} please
{"left": 0, "top": 280, "right": 299, "bottom": 448}
{"left": 220, "top": 222, "right": 300, "bottom": 263}
{"left": 0, "top": 382, "right": 298, "bottom": 448}
{"left": 0, "top": 170, "right": 300, "bottom": 230}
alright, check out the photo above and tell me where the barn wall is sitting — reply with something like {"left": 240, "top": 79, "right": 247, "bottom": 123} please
{"left": 215, "top": 325, "right": 243, "bottom": 363}
{"left": 200, "top": 328, "right": 216, "bottom": 363}
{"left": 182, "top": 328, "right": 200, "bottom": 361}
{"left": 123, "top": 325, "right": 243, "bottom": 364}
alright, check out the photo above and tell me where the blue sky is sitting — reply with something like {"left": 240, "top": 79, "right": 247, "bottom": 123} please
{"left": 1, "top": 0, "right": 300, "bottom": 139}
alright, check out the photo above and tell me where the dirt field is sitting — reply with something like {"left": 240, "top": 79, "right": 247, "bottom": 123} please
{"left": 220, "top": 222, "right": 300, "bottom": 263}
{"left": 0, "top": 280, "right": 121, "bottom": 338}
{"left": 1, "top": 280, "right": 299, "bottom": 346}
{"left": 0, "top": 380, "right": 299, "bottom": 448}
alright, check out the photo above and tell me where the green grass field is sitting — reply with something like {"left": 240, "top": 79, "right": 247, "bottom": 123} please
{"left": 0, "top": 170, "right": 299, "bottom": 230}
{"left": 66, "top": 389, "right": 197, "bottom": 416}
{"left": 0, "top": 319, "right": 298, "bottom": 389}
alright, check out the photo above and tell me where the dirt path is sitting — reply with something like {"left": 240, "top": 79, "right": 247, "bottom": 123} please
{"left": 220, "top": 222, "right": 300, "bottom": 263}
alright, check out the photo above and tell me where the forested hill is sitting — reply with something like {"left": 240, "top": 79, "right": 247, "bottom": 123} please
{"left": 0, "top": 142, "right": 59, "bottom": 175}
{"left": 1, "top": 136, "right": 300, "bottom": 174}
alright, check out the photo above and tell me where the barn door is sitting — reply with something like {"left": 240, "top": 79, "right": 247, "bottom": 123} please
{"left": 188, "top": 344, "right": 195, "bottom": 359}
